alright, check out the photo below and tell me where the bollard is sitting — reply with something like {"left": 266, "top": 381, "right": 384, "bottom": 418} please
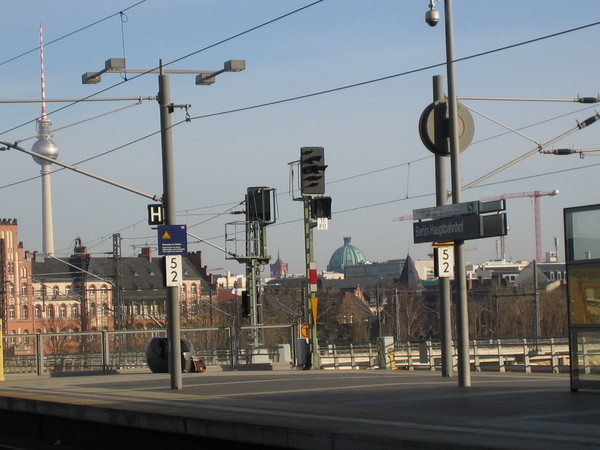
{"left": 473, "top": 340, "right": 481, "bottom": 373}
{"left": 551, "top": 338, "right": 559, "bottom": 374}
{"left": 387, "top": 347, "right": 397, "bottom": 370}
{"left": 523, "top": 339, "right": 531, "bottom": 374}
{"left": 497, "top": 339, "right": 505, "bottom": 373}
{"left": 333, "top": 344, "right": 339, "bottom": 370}
{"left": 407, "top": 342, "right": 414, "bottom": 370}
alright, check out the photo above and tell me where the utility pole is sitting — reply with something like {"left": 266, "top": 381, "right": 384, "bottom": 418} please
{"left": 157, "top": 60, "right": 183, "bottom": 389}
{"left": 433, "top": 75, "right": 453, "bottom": 377}
{"left": 112, "top": 233, "right": 124, "bottom": 331}
{"left": 533, "top": 259, "right": 541, "bottom": 350}
{"left": 443, "top": 0, "right": 471, "bottom": 388}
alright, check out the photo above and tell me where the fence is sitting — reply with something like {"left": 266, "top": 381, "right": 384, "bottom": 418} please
{"left": 320, "top": 338, "right": 570, "bottom": 373}
{"left": 3, "top": 325, "right": 297, "bottom": 375}
{"left": 2, "top": 329, "right": 570, "bottom": 376}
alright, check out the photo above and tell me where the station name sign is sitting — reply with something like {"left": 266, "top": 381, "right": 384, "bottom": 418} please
{"left": 414, "top": 215, "right": 481, "bottom": 243}
{"left": 412, "top": 200, "right": 507, "bottom": 244}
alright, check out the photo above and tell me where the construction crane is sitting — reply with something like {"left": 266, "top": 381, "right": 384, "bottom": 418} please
{"left": 392, "top": 189, "right": 559, "bottom": 262}
{"left": 481, "top": 190, "right": 559, "bottom": 262}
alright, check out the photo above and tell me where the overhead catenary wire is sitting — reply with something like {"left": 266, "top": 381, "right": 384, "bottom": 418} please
{"left": 103, "top": 157, "right": 600, "bottom": 256}
{"left": 3, "top": 8, "right": 599, "bottom": 256}
{"left": 0, "top": 0, "right": 147, "bottom": 68}
{"left": 0, "top": 1, "right": 326, "bottom": 136}
{"left": 3, "top": 10, "right": 599, "bottom": 136}
{"left": 15, "top": 100, "right": 147, "bottom": 144}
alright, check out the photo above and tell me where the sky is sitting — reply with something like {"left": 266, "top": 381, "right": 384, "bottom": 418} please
{"left": 1, "top": 0, "right": 600, "bottom": 276}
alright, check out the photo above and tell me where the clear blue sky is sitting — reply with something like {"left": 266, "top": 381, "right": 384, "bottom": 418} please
{"left": 1, "top": 1, "right": 600, "bottom": 274}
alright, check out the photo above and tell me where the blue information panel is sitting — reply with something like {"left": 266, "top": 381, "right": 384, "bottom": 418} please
{"left": 158, "top": 225, "right": 188, "bottom": 255}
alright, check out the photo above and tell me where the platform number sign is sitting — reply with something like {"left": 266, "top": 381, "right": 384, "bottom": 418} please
{"left": 165, "top": 255, "right": 183, "bottom": 287}
{"left": 435, "top": 246, "right": 454, "bottom": 278}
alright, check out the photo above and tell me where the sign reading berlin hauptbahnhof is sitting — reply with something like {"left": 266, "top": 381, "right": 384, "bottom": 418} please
{"left": 412, "top": 200, "right": 507, "bottom": 244}
{"left": 414, "top": 214, "right": 481, "bottom": 243}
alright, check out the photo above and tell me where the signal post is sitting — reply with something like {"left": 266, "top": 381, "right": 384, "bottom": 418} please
{"left": 296, "top": 147, "right": 331, "bottom": 370}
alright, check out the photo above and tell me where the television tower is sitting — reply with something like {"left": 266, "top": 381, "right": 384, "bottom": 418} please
{"left": 31, "top": 24, "right": 59, "bottom": 256}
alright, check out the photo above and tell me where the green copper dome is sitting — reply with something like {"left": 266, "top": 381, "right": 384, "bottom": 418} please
{"left": 327, "top": 237, "right": 367, "bottom": 272}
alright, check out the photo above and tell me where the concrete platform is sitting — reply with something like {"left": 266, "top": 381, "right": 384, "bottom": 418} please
{"left": 0, "top": 369, "right": 597, "bottom": 449}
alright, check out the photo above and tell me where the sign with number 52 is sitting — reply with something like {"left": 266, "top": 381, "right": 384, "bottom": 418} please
{"left": 435, "top": 247, "right": 454, "bottom": 278}
{"left": 165, "top": 255, "right": 183, "bottom": 287}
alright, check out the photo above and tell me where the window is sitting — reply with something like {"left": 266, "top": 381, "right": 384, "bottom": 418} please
{"left": 60, "top": 304, "right": 67, "bottom": 318}
{"left": 71, "top": 304, "right": 79, "bottom": 318}
{"left": 90, "top": 303, "right": 97, "bottom": 317}
{"left": 35, "top": 305, "right": 42, "bottom": 318}
{"left": 8, "top": 283, "right": 14, "bottom": 297}
{"left": 22, "top": 305, "right": 28, "bottom": 319}
{"left": 101, "top": 285, "right": 108, "bottom": 298}
{"left": 47, "top": 305, "right": 55, "bottom": 319}
{"left": 8, "top": 305, "right": 14, "bottom": 319}
{"left": 52, "top": 286, "right": 59, "bottom": 299}
{"left": 65, "top": 285, "right": 71, "bottom": 296}
{"left": 21, "top": 283, "right": 28, "bottom": 296}
{"left": 102, "top": 303, "right": 109, "bottom": 316}
{"left": 89, "top": 285, "right": 97, "bottom": 299}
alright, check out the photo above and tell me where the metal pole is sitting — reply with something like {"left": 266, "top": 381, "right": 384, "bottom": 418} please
{"left": 158, "top": 59, "right": 183, "bottom": 389}
{"left": 394, "top": 289, "right": 400, "bottom": 342}
{"left": 533, "top": 259, "right": 541, "bottom": 351}
{"left": 376, "top": 287, "right": 382, "bottom": 337}
{"left": 304, "top": 199, "right": 321, "bottom": 369}
{"left": 444, "top": 0, "right": 471, "bottom": 387}
{"left": 433, "top": 75, "right": 453, "bottom": 377}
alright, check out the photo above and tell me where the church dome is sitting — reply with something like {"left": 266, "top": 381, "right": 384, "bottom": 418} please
{"left": 327, "top": 237, "right": 367, "bottom": 273}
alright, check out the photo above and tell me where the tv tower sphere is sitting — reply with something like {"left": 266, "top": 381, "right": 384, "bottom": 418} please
{"left": 31, "top": 119, "right": 59, "bottom": 165}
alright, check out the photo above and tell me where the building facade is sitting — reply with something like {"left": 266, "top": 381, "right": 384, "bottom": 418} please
{"left": 0, "top": 219, "right": 35, "bottom": 351}
{"left": 0, "top": 219, "right": 222, "bottom": 355}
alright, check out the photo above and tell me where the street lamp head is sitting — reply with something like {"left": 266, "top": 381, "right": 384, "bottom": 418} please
{"left": 82, "top": 58, "right": 125, "bottom": 84}
{"left": 224, "top": 60, "right": 246, "bottom": 72}
{"left": 104, "top": 58, "right": 126, "bottom": 72}
{"left": 82, "top": 72, "right": 101, "bottom": 84}
{"left": 195, "top": 72, "right": 216, "bottom": 85}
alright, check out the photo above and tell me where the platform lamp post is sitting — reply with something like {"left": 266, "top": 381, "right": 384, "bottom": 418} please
{"left": 426, "top": 0, "right": 471, "bottom": 387}
{"left": 83, "top": 58, "right": 245, "bottom": 390}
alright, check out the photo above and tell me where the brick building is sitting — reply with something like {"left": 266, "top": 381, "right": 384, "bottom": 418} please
{"left": 0, "top": 219, "right": 223, "bottom": 355}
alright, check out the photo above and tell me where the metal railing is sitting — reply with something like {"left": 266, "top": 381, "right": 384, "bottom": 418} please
{"left": 320, "top": 338, "right": 570, "bottom": 373}
{"left": 2, "top": 330, "right": 570, "bottom": 375}
{"left": 3, "top": 325, "right": 297, "bottom": 375}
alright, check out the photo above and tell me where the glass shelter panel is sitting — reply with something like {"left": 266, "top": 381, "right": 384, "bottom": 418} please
{"left": 571, "top": 330, "right": 600, "bottom": 388}
{"left": 568, "top": 266, "right": 600, "bottom": 325}
{"left": 565, "top": 206, "right": 600, "bottom": 262}
{"left": 565, "top": 204, "right": 600, "bottom": 390}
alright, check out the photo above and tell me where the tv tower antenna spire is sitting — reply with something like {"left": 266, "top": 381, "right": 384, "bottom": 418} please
{"left": 32, "top": 23, "right": 59, "bottom": 256}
